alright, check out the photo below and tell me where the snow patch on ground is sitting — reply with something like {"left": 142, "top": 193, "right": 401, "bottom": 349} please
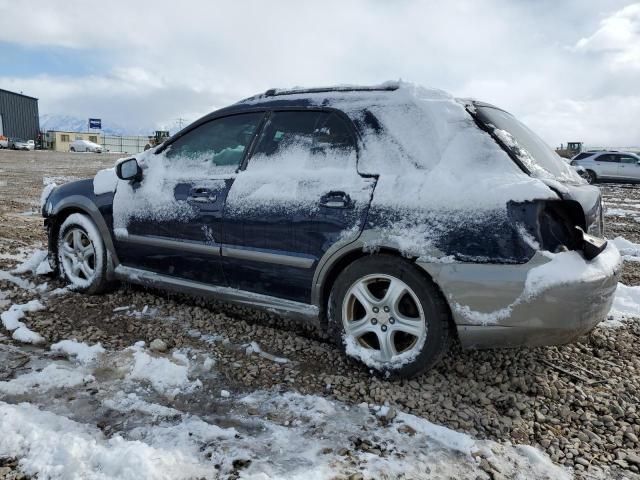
{"left": 245, "top": 340, "right": 289, "bottom": 364}
{"left": 51, "top": 339, "right": 105, "bottom": 364}
{"left": 603, "top": 282, "right": 640, "bottom": 327}
{"left": 11, "top": 249, "right": 50, "bottom": 275}
{"left": 612, "top": 235, "right": 640, "bottom": 260}
{"left": 1, "top": 300, "right": 45, "bottom": 344}
{"left": 0, "top": 364, "right": 93, "bottom": 395}
{"left": 0, "top": 401, "right": 216, "bottom": 480}
{"left": 126, "top": 346, "right": 196, "bottom": 395}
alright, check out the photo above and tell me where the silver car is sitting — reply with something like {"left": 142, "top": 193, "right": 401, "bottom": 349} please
{"left": 571, "top": 151, "right": 640, "bottom": 184}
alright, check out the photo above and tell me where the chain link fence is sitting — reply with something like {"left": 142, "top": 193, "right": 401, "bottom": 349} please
{"left": 102, "top": 135, "right": 151, "bottom": 154}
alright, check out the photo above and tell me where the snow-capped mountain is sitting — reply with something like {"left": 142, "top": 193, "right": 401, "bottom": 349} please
{"left": 39, "top": 114, "right": 151, "bottom": 136}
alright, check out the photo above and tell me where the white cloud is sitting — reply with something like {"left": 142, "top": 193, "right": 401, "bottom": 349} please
{"left": 575, "top": 3, "right": 640, "bottom": 70}
{"left": 0, "top": 0, "right": 638, "bottom": 148}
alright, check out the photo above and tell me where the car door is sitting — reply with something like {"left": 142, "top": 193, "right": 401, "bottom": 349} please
{"left": 593, "top": 153, "right": 619, "bottom": 179}
{"left": 617, "top": 154, "right": 640, "bottom": 181}
{"left": 220, "top": 110, "right": 376, "bottom": 303}
{"left": 113, "top": 112, "right": 265, "bottom": 285}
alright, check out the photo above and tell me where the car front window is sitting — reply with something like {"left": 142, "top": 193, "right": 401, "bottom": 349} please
{"left": 475, "top": 105, "right": 583, "bottom": 184}
{"left": 165, "top": 113, "right": 263, "bottom": 173}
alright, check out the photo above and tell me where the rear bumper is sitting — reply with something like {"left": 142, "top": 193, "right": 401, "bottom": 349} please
{"left": 417, "top": 245, "right": 621, "bottom": 349}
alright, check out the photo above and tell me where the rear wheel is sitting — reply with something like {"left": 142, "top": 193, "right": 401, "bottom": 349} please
{"left": 329, "top": 255, "right": 451, "bottom": 378}
{"left": 57, "top": 213, "right": 110, "bottom": 294}
{"left": 70, "top": 147, "right": 75, "bottom": 152}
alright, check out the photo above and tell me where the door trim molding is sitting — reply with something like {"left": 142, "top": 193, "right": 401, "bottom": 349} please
{"left": 117, "top": 232, "right": 221, "bottom": 256}
{"left": 115, "top": 231, "right": 315, "bottom": 268}
{"left": 221, "top": 245, "right": 314, "bottom": 268}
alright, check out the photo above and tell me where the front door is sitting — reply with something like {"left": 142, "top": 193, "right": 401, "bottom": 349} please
{"left": 594, "top": 153, "right": 620, "bottom": 179}
{"left": 113, "top": 112, "right": 265, "bottom": 285}
{"left": 221, "top": 110, "right": 376, "bottom": 303}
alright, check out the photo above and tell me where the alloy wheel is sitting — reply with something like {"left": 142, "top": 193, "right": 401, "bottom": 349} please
{"left": 60, "top": 227, "right": 96, "bottom": 284}
{"left": 342, "top": 274, "right": 427, "bottom": 362}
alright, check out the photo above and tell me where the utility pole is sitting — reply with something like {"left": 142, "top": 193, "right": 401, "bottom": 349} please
{"left": 176, "top": 117, "right": 186, "bottom": 130}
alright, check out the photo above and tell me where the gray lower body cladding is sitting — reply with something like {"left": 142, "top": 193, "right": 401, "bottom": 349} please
{"left": 417, "top": 251, "right": 620, "bottom": 349}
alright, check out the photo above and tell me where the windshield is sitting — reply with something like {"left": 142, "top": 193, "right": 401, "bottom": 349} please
{"left": 475, "top": 105, "right": 583, "bottom": 184}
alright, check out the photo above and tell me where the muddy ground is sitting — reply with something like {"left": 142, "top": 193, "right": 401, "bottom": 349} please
{"left": 0, "top": 149, "right": 639, "bottom": 479}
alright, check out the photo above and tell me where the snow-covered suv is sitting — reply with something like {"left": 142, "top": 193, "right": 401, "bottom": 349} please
{"left": 41, "top": 83, "right": 621, "bottom": 378}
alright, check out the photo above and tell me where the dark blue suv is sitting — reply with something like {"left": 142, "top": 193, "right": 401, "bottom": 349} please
{"left": 42, "top": 83, "right": 619, "bottom": 377}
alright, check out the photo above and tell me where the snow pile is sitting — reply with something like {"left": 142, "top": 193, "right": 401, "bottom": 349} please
{"left": 0, "top": 402, "right": 216, "bottom": 480}
{"left": 455, "top": 242, "right": 622, "bottom": 325}
{"left": 11, "top": 249, "right": 51, "bottom": 276}
{"left": 51, "top": 340, "right": 106, "bottom": 364}
{"left": 126, "top": 346, "right": 196, "bottom": 395}
{"left": 604, "top": 282, "right": 640, "bottom": 327}
{"left": 612, "top": 236, "right": 640, "bottom": 260}
{"left": 1, "top": 299, "right": 45, "bottom": 344}
{"left": 0, "top": 364, "right": 94, "bottom": 395}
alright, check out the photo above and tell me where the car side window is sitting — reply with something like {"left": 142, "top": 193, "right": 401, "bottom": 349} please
{"left": 251, "top": 111, "right": 356, "bottom": 164}
{"left": 165, "top": 113, "right": 263, "bottom": 173}
{"left": 619, "top": 155, "right": 638, "bottom": 164}
{"left": 596, "top": 154, "right": 615, "bottom": 163}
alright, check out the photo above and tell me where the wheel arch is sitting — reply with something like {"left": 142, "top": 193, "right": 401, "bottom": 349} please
{"left": 48, "top": 196, "right": 119, "bottom": 274}
{"left": 313, "top": 243, "right": 456, "bottom": 338}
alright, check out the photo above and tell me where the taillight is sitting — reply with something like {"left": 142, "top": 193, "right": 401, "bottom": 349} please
{"left": 508, "top": 200, "right": 584, "bottom": 254}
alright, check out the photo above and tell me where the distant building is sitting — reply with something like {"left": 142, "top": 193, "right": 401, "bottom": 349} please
{"left": 45, "top": 131, "right": 103, "bottom": 152}
{"left": 0, "top": 88, "right": 40, "bottom": 141}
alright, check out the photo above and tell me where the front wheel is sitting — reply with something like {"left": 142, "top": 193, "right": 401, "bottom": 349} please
{"left": 584, "top": 170, "right": 597, "bottom": 184}
{"left": 329, "top": 255, "right": 451, "bottom": 378}
{"left": 57, "top": 213, "right": 110, "bottom": 294}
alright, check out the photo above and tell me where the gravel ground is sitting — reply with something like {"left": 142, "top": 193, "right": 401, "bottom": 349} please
{"left": 1, "top": 149, "right": 639, "bottom": 479}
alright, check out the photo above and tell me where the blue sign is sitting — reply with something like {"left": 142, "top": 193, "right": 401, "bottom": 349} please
{"left": 89, "top": 118, "right": 101, "bottom": 129}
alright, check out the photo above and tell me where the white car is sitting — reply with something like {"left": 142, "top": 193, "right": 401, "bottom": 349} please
{"left": 9, "top": 138, "right": 34, "bottom": 150}
{"left": 0, "top": 138, "right": 8, "bottom": 149}
{"left": 70, "top": 139, "right": 103, "bottom": 153}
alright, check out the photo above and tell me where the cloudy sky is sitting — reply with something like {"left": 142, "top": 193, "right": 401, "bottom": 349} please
{"left": 1, "top": 0, "right": 639, "bottom": 147}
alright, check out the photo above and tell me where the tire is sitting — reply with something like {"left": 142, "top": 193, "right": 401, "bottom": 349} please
{"left": 57, "top": 213, "right": 110, "bottom": 294}
{"left": 328, "top": 254, "right": 451, "bottom": 378}
{"left": 585, "top": 170, "right": 597, "bottom": 184}
{"left": 70, "top": 147, "right": 75, "bottom": 152}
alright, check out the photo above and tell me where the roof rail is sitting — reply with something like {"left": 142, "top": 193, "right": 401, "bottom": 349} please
{"left": 264, "top": 84, "right": 399, "bottom": 97}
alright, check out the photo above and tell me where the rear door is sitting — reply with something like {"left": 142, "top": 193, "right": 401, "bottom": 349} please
{"left": 593, "top": 153, "right": 620, "bottom": 179}
{"left": 617, "top": 154, "right": 640, "bottom": 181}
{"left": 220, "top": 110, "right": 376, "bottom": 303}
{"left": 114, "top": 112, "right": 264, "bottom": 285}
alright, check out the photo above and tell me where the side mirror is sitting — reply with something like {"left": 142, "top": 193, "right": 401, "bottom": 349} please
{"left": 116, "top": 158, "right": 142, "bottom": 181}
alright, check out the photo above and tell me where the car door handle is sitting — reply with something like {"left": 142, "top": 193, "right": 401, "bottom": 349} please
{"left": 188, "top": 188, "right": 217, "bottom": 203}
{"left": 319, "top": 191, "right": 353, "bottom": 209}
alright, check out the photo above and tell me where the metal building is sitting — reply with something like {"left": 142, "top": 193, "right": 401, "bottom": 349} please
{"left": 0, "top": 88, "right": 40, "bottom": 141}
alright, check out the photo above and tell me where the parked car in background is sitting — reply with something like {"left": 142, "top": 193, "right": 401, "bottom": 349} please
{"left": 0, "top": 137, "right": 8, "bottom": 149}
{"left": 9, "top": 138, "right": 34, "bottom": 150}
{"left": 571, "top": 151, "right": 640, "bottom": 184}
{"left": 41, "top": 83, "right": 619, "bottom": 378}
{"left": 70, "top": 139, "right": 103, "bottom": 153}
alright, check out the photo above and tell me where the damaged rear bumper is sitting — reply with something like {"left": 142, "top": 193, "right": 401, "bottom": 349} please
{"left": 417, "top": 243, "right": 621, "bottom": 349}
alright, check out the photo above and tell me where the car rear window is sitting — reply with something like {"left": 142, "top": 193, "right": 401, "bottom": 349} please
{"left": 475, "top": 106, "right": 582, "bottom": 184}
